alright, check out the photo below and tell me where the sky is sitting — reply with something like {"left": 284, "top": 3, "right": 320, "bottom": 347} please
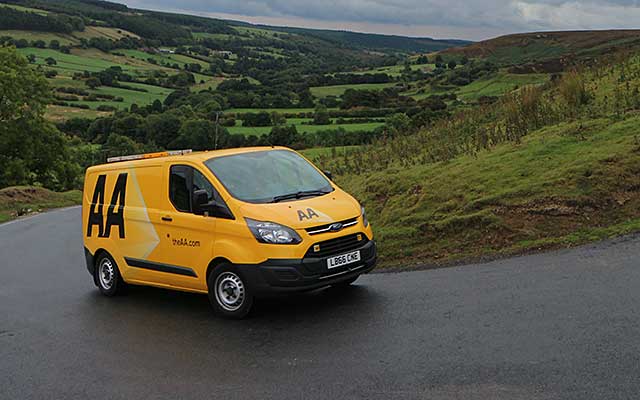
{"left": 119, "top": 0, "right": 640, "bottom": 40}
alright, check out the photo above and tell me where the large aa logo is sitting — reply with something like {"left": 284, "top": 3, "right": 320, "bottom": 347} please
{"left": 86, "top": 173, "right": 128, "bottom": 238}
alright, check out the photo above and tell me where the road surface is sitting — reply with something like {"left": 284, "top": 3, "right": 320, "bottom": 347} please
{"left": 1, "top": 207, "right": 640, "bottom": 399}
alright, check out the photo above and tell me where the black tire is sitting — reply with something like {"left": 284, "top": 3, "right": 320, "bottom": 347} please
{"left": 94, "top": 252, "right": 126, "bottom": 297}
{"left": 207, "top": 264, "right": 254, "bottom": 319}
{"left": 332, "top": 275, "right": 360, "bottom": 289}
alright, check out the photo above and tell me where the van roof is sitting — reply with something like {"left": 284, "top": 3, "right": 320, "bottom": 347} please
{"left": 88, "top": 146, "right": 290, "bottom": 172}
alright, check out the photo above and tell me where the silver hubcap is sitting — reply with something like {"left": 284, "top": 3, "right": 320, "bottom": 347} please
{"left": 215, "top": 272, "right": 245, "bottom": 312}
{"left": 98, "top": 258, "right": 115, "bottom": 290}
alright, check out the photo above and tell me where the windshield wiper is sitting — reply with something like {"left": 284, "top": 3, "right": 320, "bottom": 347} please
{"left": 271, "top": 190, "right": 332, "bottom": 203}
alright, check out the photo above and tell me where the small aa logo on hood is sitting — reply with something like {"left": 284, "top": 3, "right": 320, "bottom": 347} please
{"left": 297, "top": 208, "right": 319, "bottom": 221}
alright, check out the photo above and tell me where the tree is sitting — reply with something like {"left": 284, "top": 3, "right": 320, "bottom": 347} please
{"left": 171, "top": 119, "right": 215, "bottom": 150}
{"left": 45, "top": 57, "right": 57, "bottom": 66}
{"left": 0, "top": 47, "right": 79, "bottom": 190}
{"left": 145, "top": 114, "right": 182, "bottom": 148}
{"left": 26, "top": 54, "right": 36, "bottom": 63}
{"left": 266, "top": 125, "right": 298, "bottom": 147}
{"left": 49, "top": 40, "right": 60, "bottom": 50}
{"left": 403, "top": 61, "right": 412, "bottom": 74}
{"left": 448, "top": 60, "right": 457, "bottom": 69}
{"left": 312, "top": 105, "right": 331, "bottom": 125}
{"left": 86, "top": 77, "right": 101, "bottom": 89}
{"left": 384, "top": 113, "right": 412, "bottom": 137}
{"left": 271, "top": 112, "right": 286, "bottom": 126}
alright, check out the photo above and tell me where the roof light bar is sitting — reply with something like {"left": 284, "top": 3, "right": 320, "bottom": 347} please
{"left": 107, "top": 149, "right": 193, "bottom": 163}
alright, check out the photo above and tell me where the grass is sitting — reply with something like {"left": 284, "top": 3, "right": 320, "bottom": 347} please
{"left": 1, "top": 4, "right": 48, "bottom": 15}
{"left": 227, "top": 121, "right": 383, "bottom": 136}
{"left": 0, "top": 30, "right": 78, "bottom": 45}
{"left": 310, "top": 82, "right": 398, "bottom": 98}
{"left": 72, "top": 26, "right": 139, "bottom": 41}
{"left": 301, "top": 145, "right": 362, "bottom": 161}
{"left": 229, "top": 107, "right": 318, "bottom": 114}
{"left": 45, "top": 105, "right": 112, "bottom": 121}
{"left": 73, "top": 82, "right": 173, "bottom": 110}
{"left": 0, "top": 187, "right": 81, "bottom": 223}
{"left": 333, "top": 115, "right": 640, "bottom": 268}
{"left": 116, "top": 49, "right": 209, "bottom": 69}
{"left": 456, "top": 73, "right": 549, "bottom": 101}
{"left": 349, "top": 63, "right": 434, "bottom": 77}
{"left": 192, "top": 32, "right": 236, "bottom": 41}
{"left": 18, "top": 47, "right": 135, "bottom": 74}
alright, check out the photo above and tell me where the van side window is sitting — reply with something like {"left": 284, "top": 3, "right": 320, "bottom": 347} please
{"left": 169, "top": 166, "right": 191, "bottom": 212}
{"left": 169, "top": 165, "right": 232, "bottom": 219}
{"left": 193, "top": 169, "right": 215, "bottom": 203}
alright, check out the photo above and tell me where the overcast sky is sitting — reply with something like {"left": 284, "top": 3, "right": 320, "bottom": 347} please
{"left": 120, "top": 0, "right": 640, "bottom": 40}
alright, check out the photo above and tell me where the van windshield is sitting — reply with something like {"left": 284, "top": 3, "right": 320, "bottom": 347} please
{"left": 204, "top": 150, "right": 334, "bottom": 204}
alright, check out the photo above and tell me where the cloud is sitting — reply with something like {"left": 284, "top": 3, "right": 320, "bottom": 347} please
{"left": 120, "top": 0, "right": 640, "bottom": 39}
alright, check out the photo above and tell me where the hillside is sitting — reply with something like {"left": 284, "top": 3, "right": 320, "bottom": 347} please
{"left": 313, "top": 53, "right": 640, "bottom": 268}
{"left": 239, "top": 24, "right": 470, "bottom": 53}
{"left": 442, "top": 30, "right": 640, "bottom": 68}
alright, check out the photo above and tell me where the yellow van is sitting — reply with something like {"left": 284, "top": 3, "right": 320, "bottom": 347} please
{"left": 83, "top": 147, "right": 376, "bottom": 318}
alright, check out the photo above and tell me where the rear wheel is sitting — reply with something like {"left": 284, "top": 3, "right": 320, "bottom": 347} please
{"left": 95, "top": 253, "right": 126, "bottom": 296}
{"left": 208, "top": 264, "right": 253, "bottom": 319}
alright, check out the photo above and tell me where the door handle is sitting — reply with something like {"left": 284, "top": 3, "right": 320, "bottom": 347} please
{"left": 162, "top": 216, "right": 173, "bottom": 222}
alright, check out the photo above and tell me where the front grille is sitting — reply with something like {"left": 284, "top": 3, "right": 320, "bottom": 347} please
{"left": 305, "top": 217, "right": 358, "bottom": 235}
{"left": 305, "top": 233, "right": 368, "bottom": 258}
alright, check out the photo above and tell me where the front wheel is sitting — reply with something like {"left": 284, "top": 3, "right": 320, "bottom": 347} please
{"left": 208, "top": 264, "right": 254, "bottom": 319}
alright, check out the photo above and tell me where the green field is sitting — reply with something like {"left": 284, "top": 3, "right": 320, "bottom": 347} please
{"left": 1, "top": 4, "right": 48, "bottom": 15}
{"left": 15, "top": 47, "right": 215, "bottom": 112}
{"left": 350, "top": 63, "right": 435, "bottom": 76}
{"left": 74, "top": 82, "right": 173, "bottom": 110}
{"left": 116, "top": 49, "right": 209, "bottom": 69}
{"left": 456, "top": 73, "right": 549, "bottom": 101}
{"left": 193, "top": 31, "right": 236, "bottom": 40}
{"left": 45, "top": 105, "right": 112, "bottom": 121}
{"left": 227, "top": 121, "right": 384, "bottom": 136}
{"left": 310, "top": 82, "right": 398, "bottom": 98}
{"left": 17, "top": 47, "right": 140, "bottom": 74}
{"left": 229, "top": 107, "right": 317, "bottom": 114}
{"left": 0, "top": 30, "right": 78, "bottom": 45}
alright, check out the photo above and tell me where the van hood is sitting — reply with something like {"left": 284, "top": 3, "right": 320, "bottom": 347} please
{"left": 237, "top": 189, "right": 360, "bottom": 230}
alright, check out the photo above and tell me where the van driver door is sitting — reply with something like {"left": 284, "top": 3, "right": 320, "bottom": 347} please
{"left": 142, "top": 164, "right": 217, "bottom": 291}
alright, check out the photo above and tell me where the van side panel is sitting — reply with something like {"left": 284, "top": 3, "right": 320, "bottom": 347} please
{"left": 83, "top": 164, "right": 164, "bottom": 284}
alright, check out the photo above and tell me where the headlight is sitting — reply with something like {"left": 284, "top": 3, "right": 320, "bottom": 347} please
{"left": 361, "top": 205, "right": 369, "bottom": 227}
{"left": 245, "top": 218, "right": 302, "bottom": 244}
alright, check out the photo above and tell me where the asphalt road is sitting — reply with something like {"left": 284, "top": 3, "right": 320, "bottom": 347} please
{"left": 2, "top": 207, "right": 640, "bottom": 399}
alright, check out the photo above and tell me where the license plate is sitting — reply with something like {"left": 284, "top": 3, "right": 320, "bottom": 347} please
{"left": 327, "top": 251, "right": 361, "bottom": 269}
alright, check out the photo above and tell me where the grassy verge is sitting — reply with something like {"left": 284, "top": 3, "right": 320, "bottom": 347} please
{"left": 335, "top": 115, "right": 640, "bottom": 268}
{"left": 0, "top": 187, "right": 82, "bottom": 223}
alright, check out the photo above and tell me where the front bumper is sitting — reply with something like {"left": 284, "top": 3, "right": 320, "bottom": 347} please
{"left": 237, "top": 240, "right": 377, "bottom": 296}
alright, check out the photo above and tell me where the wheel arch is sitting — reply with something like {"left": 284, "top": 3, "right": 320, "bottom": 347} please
{"left": 206, "top": 257, "right": 233, "bottom": 286}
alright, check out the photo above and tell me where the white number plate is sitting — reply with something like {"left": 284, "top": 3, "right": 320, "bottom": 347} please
{"left": 327, "top": 251, "right": 361, "bottom": 269}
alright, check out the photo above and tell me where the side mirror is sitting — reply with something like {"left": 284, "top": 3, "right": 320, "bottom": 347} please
{"left": 192, "top": 189, "right": 234, "bottom": 219}
{"left": 323, "top": 170, "right": 333, "bottom": 181}
{"left": 192, "top": 189, "right": 209, "bottom": 215}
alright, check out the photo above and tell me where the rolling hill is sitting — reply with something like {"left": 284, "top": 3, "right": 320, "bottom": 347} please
{"left": 441, "top": 30, "right": 640, "bottom": 67}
